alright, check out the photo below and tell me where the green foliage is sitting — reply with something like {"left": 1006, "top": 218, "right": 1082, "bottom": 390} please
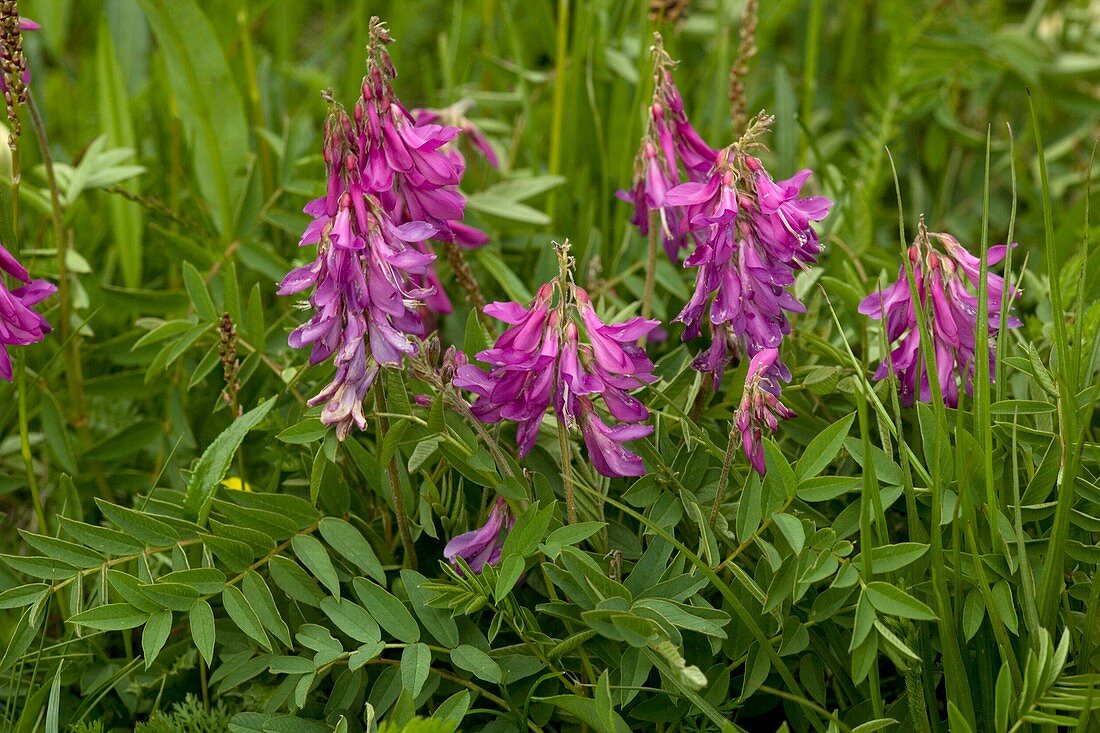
{"left": 2, "top": 0, "right": 1100, "bottom": 732}
{"left": 134, "top": 696, "right": 230, "bottom": 733}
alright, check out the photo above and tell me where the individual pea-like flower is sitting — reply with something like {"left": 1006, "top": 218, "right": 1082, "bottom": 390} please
{"left": 453, "top": 242, "right": 659, "bottom": 477}
{"left": 859, "top": 223, "right": 1020, "bottom": 407}
{"left": 667, "top": 114, "right": 832, "bottom": 390}
{"left": 735, "top": 348, "right": 796, "bottom": 475}
{"left": 414, "top": 100, "right": 500, "bottom": 171}
{"left": 619, "top": 33, "right": 718, "bottom": 263}
{"left": 0, "top": 242, "right": 54, "bottom": 381}
{"left": 444, "top": 496, "right": 513, "bottom": 573}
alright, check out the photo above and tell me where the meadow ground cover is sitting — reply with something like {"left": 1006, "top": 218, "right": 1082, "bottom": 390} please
{"left": 1, "top": 1, "right": 1100, "bottom": 731}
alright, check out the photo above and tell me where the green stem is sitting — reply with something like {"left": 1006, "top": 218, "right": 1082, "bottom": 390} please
{"left": 375, "top": 386, "right": 417, "bottom": 568}
{"left": 558, "top": 415, "right": 576, "bottom": 524}
{"left": 26, "top": 94, "right": 86, "bottom": 431}
{"left": 708, "top": 420, "right": 738, "bottom": 528}
{"left": 641, "top": 208, "right": 659, "bottom": 323}
{"left": 16, "top": 355, "right": 46, "bottom": 531}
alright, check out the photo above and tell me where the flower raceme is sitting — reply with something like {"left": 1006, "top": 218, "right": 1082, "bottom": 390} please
{"left": 859, "top": 226, "right": 1021, "bottom": 407}
{"left": 453, "top": 250, "right": 660, "bottom": 478}
{"left": 620, "top": 34, "right": 718, "bottom": 263}
{"left": 0, "top": 243, "right": 54, "bottom": 380}
{"left": 444, "top": 497, "right": 513, "bottom": 574}
{"left": 670, "top": 123, "right": 832, "bottom": 390}
{"left": 281, "top": 18, "right": 477, "bottom": 437}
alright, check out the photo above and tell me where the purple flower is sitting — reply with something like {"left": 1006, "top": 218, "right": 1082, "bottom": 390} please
{"left": 414, "top": 100, "right": 500, "bottom": 170}
{"left": 280, "top": 106, "right": 439, "bottom": 438}
{"left": 735, "top": 348, "right": 796, "bottom": 474}
{"left": 454, "top": 250, "right": 659, "bottom": 478}
{"left": 282, "top": 18, "right": 490, "bottom": 435}
{"left": 859, "top": 228, "right": 1020, "bottom": 407}
{"left": 619, "top": 37, "right": 718, "bottom": 262}
{"left": 0, "top": 243, "right": 54, "bottom": 381}
{"left": 668, "top": 138, "right": 831, "bottom": 390}
{"left": 444, "top": 496, "right": 513, "bottom": 573}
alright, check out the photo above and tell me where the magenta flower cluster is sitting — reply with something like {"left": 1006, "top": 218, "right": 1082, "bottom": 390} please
{"left": 454, "top": 256, "right": 660, "bottom": 478}
{"left": 0, "top": 244, "right": 54, "bottom": 381}
{"left": 279, "top": 19, "right": 477, "bottom": 438}
{"left": 443, "top": 496, "right": 513, "bottom": 573}
{"left": 859, "top": 228, "right": 1020, "bottom": 407}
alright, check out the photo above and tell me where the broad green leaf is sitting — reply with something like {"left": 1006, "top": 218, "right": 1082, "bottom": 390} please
{"left": 320, "top": 597, "right": 381, "bottom": 645}
{"left": 352, "top": 578, "right": 420, "bottom": 643}
{"left": 190, "top": 599, "right": 216, "bottom": 665}
{"left": 182, "top": 261, "right": 217, "bottom": 321}
{"left": 95, "top": 499, "right": 181, "bottom": 546}
{"left": 222, "top": 585, "right": 271, "bottom": 650}
{"left": 450, "top": 644, "right": 501, "bottom": 684}
{"left": 318, "top": 517, "right": 385, "bottom": 583}
{"left": 863, "top": 543, "right": 929, "bottom": 574}
{"left": 242, "top": 571, "right": 292, "bottom": 647}
{"left": 182, "top": 397, "right": 277, "bottom": 524}
{"left": 796, "top": 412, "right": 855, "bottom": 479}
{"left": 142, "top": 609, "right": 172, "bottom": 667}
{"left": 401, "top": 642, "right": 430, "bottom": 697}
{"left": 17, "top": 531, "right": 104, "bottom": 568}
{"left": 291, "top": 534, "right": 341, "bottom": 597}
{"left": 865, "top": 582, "right": 937, "bottom": 621}
{"left": 70, "top": 603, "right": 148, "bottom": 631}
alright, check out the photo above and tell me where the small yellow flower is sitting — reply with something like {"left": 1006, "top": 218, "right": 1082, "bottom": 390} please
{"left": 221, "top": 477, "right": 252, "bottom": 492}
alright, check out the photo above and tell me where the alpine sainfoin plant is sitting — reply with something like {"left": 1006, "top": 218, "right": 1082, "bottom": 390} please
{"left": 453, "top": 242, "right": 659, "bottom": 479}
{"left": 280, "top": 18, "right": 476, "bottom": 438}
{"left": 859, "top": 221, "right": 1020, "bottom": 407}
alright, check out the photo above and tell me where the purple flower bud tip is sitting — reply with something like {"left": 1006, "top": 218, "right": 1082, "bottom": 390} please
{"left": 860, "top": 229, "right": 1020, "bottom": 407}
{"left": 444, "top": 497, "right": 514, "bottom": 574}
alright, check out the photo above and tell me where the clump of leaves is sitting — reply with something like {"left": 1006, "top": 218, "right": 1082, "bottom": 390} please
{"left": 134, "top": 696, "right": 230, "bottom": 733}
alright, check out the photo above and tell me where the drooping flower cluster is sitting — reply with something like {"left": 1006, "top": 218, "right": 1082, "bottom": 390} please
{"left": 859, "top": 224, "right": 1020, "bottom": 407}
{"left": 0, "top": 243, "right": 54, "bottom": 380}
{"left": 619, "top": 33, "right": 718, "bottom": 263}
{"left": 281, "top": 18, "right": 475, "bottom": 438}
{"left": 736, "top": 348, "right": 796, "bottom": 474}
{"left": 453, "top": 243, "right": 660, "bottom": 477}
{"left": 670, "top": 117, "right": 832, "bottom": 395}
{"left": 444, "top": 496, "right": 513, "bottom": 574}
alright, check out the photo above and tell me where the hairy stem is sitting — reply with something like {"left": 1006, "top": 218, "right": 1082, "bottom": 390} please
{"left": 709, "top": 420, "right": 738, "bottom": 528}
{"left": 375, "top": 385, "right": 417, "bottom": 568}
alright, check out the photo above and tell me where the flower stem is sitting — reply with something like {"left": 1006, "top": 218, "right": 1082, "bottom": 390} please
{"left": 375, "top": 385, "right": 417, "bottom": 568}
{"left": 16, "top": 354, "right": 46, "bottom": 531}
{"left": 641, "top": 208, "right": 659, "bottom": 324}
{"left": 26, "top": 93, "right": 88, "bottom": 433}
{"left": 557, "top": 415, "right": 576, "bottom": 524}
{"left": 442, "top": 239, "right": 492, "bottom": 334}
{"left": 709, "top": 420, "right": 738, "bottom": 527}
